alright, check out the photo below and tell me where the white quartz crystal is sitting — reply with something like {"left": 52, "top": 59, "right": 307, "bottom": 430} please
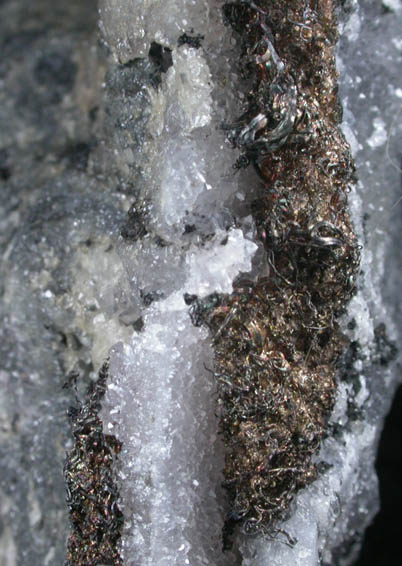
{"left": 99, "top": 0, "right": 210, "bottom": 62}
{"left": 100, "top": 1, "right": 256, "bottom": 565}
{"left": 104, "top": 313, "right": 229, "bottom": 566}
{"left": 366, "top": 117, "right": 388, "bottom": 149}
{"left": 185, "top": 229, "right": 257, "bottom": 297}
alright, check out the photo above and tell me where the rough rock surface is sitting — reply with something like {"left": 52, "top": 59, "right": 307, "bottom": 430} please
{"left": 0, "top": 1, "right": 108, "bottom": 565}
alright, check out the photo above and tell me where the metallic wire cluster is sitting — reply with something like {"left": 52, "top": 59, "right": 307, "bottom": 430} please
{"left": 195, "top": 0, "right": 360, "bottom": 543}
{"left": 64, "top": 362, "right": 123, "bottom": 565}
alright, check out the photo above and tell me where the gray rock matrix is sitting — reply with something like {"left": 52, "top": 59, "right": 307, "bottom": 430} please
{"left": 0, "top": 1, "right": 401, "bottom": 566}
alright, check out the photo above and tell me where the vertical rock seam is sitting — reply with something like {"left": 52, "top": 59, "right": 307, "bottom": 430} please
{"left": 64, "top": 361, "right": 123, "bottom": 565}
{"left": 192, "top": 0, "right": 360, "bottom": 543}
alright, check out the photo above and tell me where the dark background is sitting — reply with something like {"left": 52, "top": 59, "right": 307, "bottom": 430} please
{"left": 355, "top": 382, "right": 402, "bottom": 566}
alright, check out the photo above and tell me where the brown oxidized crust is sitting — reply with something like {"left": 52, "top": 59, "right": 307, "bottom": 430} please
{"left": 64, "top": 361, "right": 123, "bottom": 566}
{"left": 193, "top": 0, "right": 360, "bottom": 542}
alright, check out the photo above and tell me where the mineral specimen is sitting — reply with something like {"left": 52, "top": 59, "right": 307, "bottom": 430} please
{"left": 1, "top": 0, "right": 402, "bottom": 566}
